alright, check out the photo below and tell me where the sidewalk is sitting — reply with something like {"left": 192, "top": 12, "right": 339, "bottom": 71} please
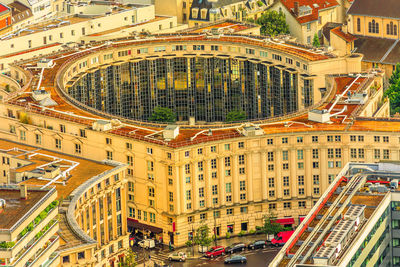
{"left": 174, "top": 233, "right": 270, "bottom": 259}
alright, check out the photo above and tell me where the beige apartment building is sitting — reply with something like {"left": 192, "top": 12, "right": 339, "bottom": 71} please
{"left": 0, "top": 31, "right": 392, "bottom": 248}
{"left": 0, "top": 140, "right": 130, "bottom": 266}
{"left": 269, "top": 0, "right": 340, "bottom": 45}
{"left": 0, "top": 185, "right": 59, "bottom": 267}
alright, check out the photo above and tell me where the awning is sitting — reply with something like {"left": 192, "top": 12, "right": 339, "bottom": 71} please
{"left": 272, "top": 218, "right": 295, "bottom": 225}
{"left": 127, "top": 218, "right": 163, "bottom": 234}
{"left": 299, "top": 216, "right": 306, "bottom": 223}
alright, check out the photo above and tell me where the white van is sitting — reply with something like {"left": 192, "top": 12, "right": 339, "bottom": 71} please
{"left": 138, "top": 239, "right": 155, "bottom": 249}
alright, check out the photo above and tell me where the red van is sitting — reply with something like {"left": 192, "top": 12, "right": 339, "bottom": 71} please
{"left": 271, "top": 230, "right": 294, "bottom": 246}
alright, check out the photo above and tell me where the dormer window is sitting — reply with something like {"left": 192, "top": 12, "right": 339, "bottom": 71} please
{"left": 201, "top": 8, "right": 207, "bottom": 19}
{"left": 192, "top": 8, "right": 198, "bottom": 18}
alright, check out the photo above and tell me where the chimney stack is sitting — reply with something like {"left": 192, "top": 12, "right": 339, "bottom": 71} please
{"left": 20, "top": 184, "right": 27, "bottom": 199}
{"left": 342, "top": 24, "right": 348, "bottom": 34}
{"left": 294, "top": 1, "right": 299, "bottom": 17}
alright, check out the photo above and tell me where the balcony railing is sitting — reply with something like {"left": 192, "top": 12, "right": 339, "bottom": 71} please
{"left": 26, "top": 236, "right": 59, "bottom": 267}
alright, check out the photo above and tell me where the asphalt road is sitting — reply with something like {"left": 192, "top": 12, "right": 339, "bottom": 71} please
{"left": 169, "top": 247, "right": 280, "bottom": 267}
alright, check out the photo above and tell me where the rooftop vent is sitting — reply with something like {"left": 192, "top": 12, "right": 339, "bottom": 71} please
{"left": 37, "top": 58, "right": 54, "bottom": 68}
{"left": 242, "top": 126, "right": 264, "bottom": 136}
{"left": 308, "top": 109, "right": 330, "bottom": 123}
{"left": 92, "top": 120, "right": 112, "bottom": 131}
{"left": 163, "top": 125, "right": 180, "bottom": 141}
{"left": 32, "top": 89, "right": 50, "bottom": 102}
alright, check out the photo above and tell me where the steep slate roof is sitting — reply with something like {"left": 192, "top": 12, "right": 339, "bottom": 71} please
{"left": 354, "top": 36, "right": 400, "bottom": 64}
{"left": 322, "top": 22, "right": 342, "bottom": 42}
{"left": 347, "top": 0, "right": 400, "bottom": 19}
{"left": 189, "top": 0, "right": 244, "bottom": 21}
{"left": 279, "top": 0, "right": 339, "bottom": 24}
{"left": 8, "top": 1, "right": 33, "bottom": 24}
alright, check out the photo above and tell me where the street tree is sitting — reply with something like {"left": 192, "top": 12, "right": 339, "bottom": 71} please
{"left": 256, "top": 10, "right": 289, "bottom": 36}
{"left": 193, "top": 224, "right": 212, "bottom": 252}
{"left": 120, "top": 249, "right": 137, "bottom": 267}
{"left": 263, "top": 212, "right": 284, "bottom": 239}
{"left": 149, "top": 106, "right": 176, "bottom": 123}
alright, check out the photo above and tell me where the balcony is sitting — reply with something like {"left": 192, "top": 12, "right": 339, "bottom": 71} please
{"left": 26, "top": 236, "right": 59, "bottom": 267}
{"left": 10, "top": 220, "right": 59, "bottom": 267}
{"left": 0, "top": 207, "right": 58, "bottom": 259}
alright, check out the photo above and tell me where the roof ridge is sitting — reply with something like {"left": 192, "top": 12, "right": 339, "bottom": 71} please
{"left": 380, "top": 39, "right": 399, "bottom": 63}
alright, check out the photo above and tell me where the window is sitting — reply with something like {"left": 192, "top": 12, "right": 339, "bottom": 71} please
{"left": 374, "top": 149, "right": 380, "bottom": 159}
{"left": 383, "top": 149, "right": 390, "bottom": 159}
{"left": 368, "top": 19, "right": 379, "bottom": 33}
{"left": 211, "top": 45, "right": 219, "bottom": 51}
{"left": 226, "top": 183, "right": 232, "bottom": 193}
{"left": 198, "top": 148, "right": 203, "bottom": 154}
{"left": 297, "top": 150, "right": 303, "bottom": 160}
{"left": 19, "top": 130, "right": 26, "bottom": 141}
{"left": 298, "top": 175, "right": 304, "bottom": 186}
{"left": 212, "top": 172, "right": 217, "bottom": 178}
{"left": 198, "top": 161, "right": 203, "bottom": 171}
{"left": 283, "top": 176, "right": 289, "bottom": 187}
{"left": 186, "top": 190, "right": 191, "bottom": 200}
{"left": 358, "top": 136, "right": 364, "bottom": 142}
{"left": 211, "top": 159, "right": 217, "bottom": 169}
{"left": 267, "top": 138, "right": 273, "bottom": 145}
{"left": 147, "top": 147, "right": 153, "bottom": 154}
{"left": 383, "top": 136, "right": 389, "bottom": 143}
{"left": 246, "top": 48, "right": 255, "bottom": 55}
{"left": 269, "top": 203, "right": 276, "bottom": 210}
{"left": 239, "top": 167, "right": 245, "bottom": 174}
{"left": 187, "top": 216, "right": 193, "bottom": 223}
{"left": 282, "top": 151, "right": 288, "bottom": 161}
{"left": 350, "top": 148, "right": 357, "bottom": 159}
{"left": 55, "top": 138, "right": 62, "bottom": 149}
{"left": 350, "top": 135, "right": 356, "bottom": 142}
{"left": 297, "top": 162, "right": 304, "bottom": 169}
{"left": 193, "top": 45, "right": 204, "bottom": 51}
{"left": 78, "top": 252, "right": 85, "bottom": 260}
{"left": 147, "top": 161, "right": 154, "bottom": 171}
{"left": 284, "top": 202, "right": 291, "bottom": 209}
{"left": 268, "top": 177, "right": 275, "bottom": 187}
{"left": 298, "top": 201, "right": 306, "bottom": 208}
{"left": 313, "top": 188, "right": 320, "bottom": 195}
{"left": 283, "top": 163, "right": 289, "bottom": 170}
{"left": 268, "top": 164, "right": 274, "bottom": 171}
{"left": 313, "top": 162, "right": 319, "bottom": 168}
{"left": 185, "top": 164, "right": 190, "bottom": 174}
{"left": 240, "top": 206, "right": 248, "bottom": 213}
{"left": 313, "top": 175, "right": 319, "bottom": 185}
{"left": 297, "top": 136, "right": 303, "bottom": 143}
{"left": 185, "top": 151, "right": 189, "bottom": 158}
{"left": 198, "top": 174, "right": 203, "bottom": 181}
{"left": 199, "top": 188, "right": 204, "bottom": 198}
{"left": 169, "top": 192, "right": 173, "bottom": 201}
{"left": 239, "top": 155, "right": 245, "bottom": 165}
{"left": 211, "top": 146, "right": 216, "bottom": 152}
{"left": 35, "top": 134, "right": 41, "bottom": 144}
{"left": 225, "top": 170, "right": 231, "bottom": 176}
{"left": 282, "top": 137, "right": 288, "bottom": 144}
{"left": 312, "top": 136, "right": 318, "bottom": 143}
{"left": 358, "top": 148, "right": 365, "bottom": 159}
{"left": 224, "top": 144, "right": 230, "bottom": 151}
{"left": 226, "top": 195, "right": 232, "bottom": 202}
{"left": 328, "top": 148, "right": 334, "bottom": 158}
{"left": 357, "top": 18, "right": 361, "bottom": 32}
{"left": 167, "top": 152, "right": 172, "bottom": 159}
{"left": 269, "top": 190, "right": 275, "bottom": 197}
{"left": 239, "top": 181, "right": 246, "bottom": 191}
{"left": 268, "top": 152, "right": 274, "bottom": 161}
{"left": 186, "top": 176, "right": 191, "bottom": 183}
{"left": 283, "top": 189, "right": 290, "bottom": 196}
{"left": 200, "top": 213, "right": 206, "bottom": 220}
{"left": 328, "top": 174, "right": 335, "bottom": 183}
{"left": 227, "top": 208, "right": 233, "bottom": 215}
{"left": 63, "top": 256, "right": 70, "bottom": 263}
{"left": 225, "top": 157, "right": 231, "bottom": 167}
{"left": 240, "top": 193, "right": 246, "bottom": 200}
{"left": 238, "top": 142, "right": 244, "bottom": 148}
{"left": 75, "top": 143, "right": 81, "bottom": 154}
{"left": 327, "top": 135, "right": 333, "bottom": 142}
{"left": 298, "top": 188, "right": 305, "bottom": 195}
{"left": 212, "top": 185, "right": 218, "bottom": 195}
{"left": 335, "top": 148, "right": 342, "bottom": 158}
{"left": 312, "top": 149, "right": 319, "bottom": 159}
{"left": 335, "top": 135, "right": 341, "bottom": 142}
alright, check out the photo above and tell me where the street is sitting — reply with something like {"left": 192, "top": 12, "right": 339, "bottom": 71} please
{"left": 135, "top": 246, "right": 280, "bottom": 266}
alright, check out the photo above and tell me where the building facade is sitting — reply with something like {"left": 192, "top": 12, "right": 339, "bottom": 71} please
{"left": 0, "top": 185, "right": 59, "bottom": 267}
{"left": 269, "top": 0, "right": 340, "bottom": 45}
{"left": 0, "top": 3, "right": 12, "bottom": 35}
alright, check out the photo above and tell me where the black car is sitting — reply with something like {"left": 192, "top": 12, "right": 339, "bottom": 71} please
{"left": 225, "top": 243, "right": 246, "bottom": 254}
{"left": 224, "top": 255, "right": 247, "bottom": 264}
{"left": 247, "top": 240, "right": 267, "bottom": 250}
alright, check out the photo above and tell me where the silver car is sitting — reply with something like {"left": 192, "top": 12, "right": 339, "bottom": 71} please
{"left": 168, "top": 251, "right": 187, "bottom": 262}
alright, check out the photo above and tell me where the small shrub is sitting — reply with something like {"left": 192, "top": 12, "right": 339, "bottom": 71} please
{"left": 5, "top": 84, "right": 10, "bottom": 92}
{"left": 249, "top": 229, "right": 256, "bottom": 235}
{"left": 27, "top": 222, "right": 34, "bottom": 231}
{"left": 238, "top": 230, "right": 246, "bottom": 237}
{"left": 186, "top": 240, "right": 193, "bottom": 247}
{"left": 226, "top": 232, "right": 231, "bottom": 239}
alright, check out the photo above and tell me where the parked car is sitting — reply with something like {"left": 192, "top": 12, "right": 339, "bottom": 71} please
{"left": 205, "top": 246, "right": 225, "bottom": 258}
{"left": 168, "top": 251, "right": 186, "bottom": 262}
{"left": 224, "top": 255, "right": 247, "bottom": 264}
{"left": 271, "top": 230, "right": 294, "bottom": 247}
{"left": 225, "top": 243, "right": 246, "bottom": 254}
{"left": 138, "top": 239, "right": 155, "bottom": 249}
{"left": 247, "top": 240, "right": 267, "bottom": 250}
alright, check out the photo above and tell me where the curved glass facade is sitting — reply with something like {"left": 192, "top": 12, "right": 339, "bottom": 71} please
{"left": 67, "top": 57, "right": 311, "bottom": 122}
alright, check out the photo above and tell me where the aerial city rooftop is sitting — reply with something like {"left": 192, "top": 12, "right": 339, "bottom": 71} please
{"left": 0, "top": 0, "right": 399, "bottom": 266}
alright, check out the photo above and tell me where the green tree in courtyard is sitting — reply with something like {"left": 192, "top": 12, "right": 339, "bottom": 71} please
{"left": 119, "top": 249, "right": 137, "bottom": 266}
{"left": 256, "top": 10, "right": 289, "bottom": 36}
{"left": 384, "top": 63, "right": 400, "bottom": 115}
{"left": 226, "top": 110, "right": 246, "bottom": 122}
{"left": 313, "top": 33, "right": 320, "bottom": 48}
{"left": 149, "top": 106, "right": 176, "bottom": 123}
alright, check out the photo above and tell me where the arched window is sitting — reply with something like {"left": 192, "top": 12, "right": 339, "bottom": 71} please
{"left": 395, "top": 25, "right": 398, "bottom": 35}
{"left": 376, "top": 22, "right": 379, "bottom": 33}
{"left": 368, "top": 21, "right": 372, "bottom": 33}
{"left": 357, "top": 18, "right": 361, "bottom": 32}
{"left": 387, "top": 24, "right": 390, "bottom": 34}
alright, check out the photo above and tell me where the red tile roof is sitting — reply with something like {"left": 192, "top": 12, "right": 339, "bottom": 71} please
{"left": 331, "top": 26, "right": 357, "bottom": 42}
{"left": 280, "top": 0, "right": 339, "bottom": 24}
{"left": 0, "top": 3, "right": 10, "bottom": 13}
